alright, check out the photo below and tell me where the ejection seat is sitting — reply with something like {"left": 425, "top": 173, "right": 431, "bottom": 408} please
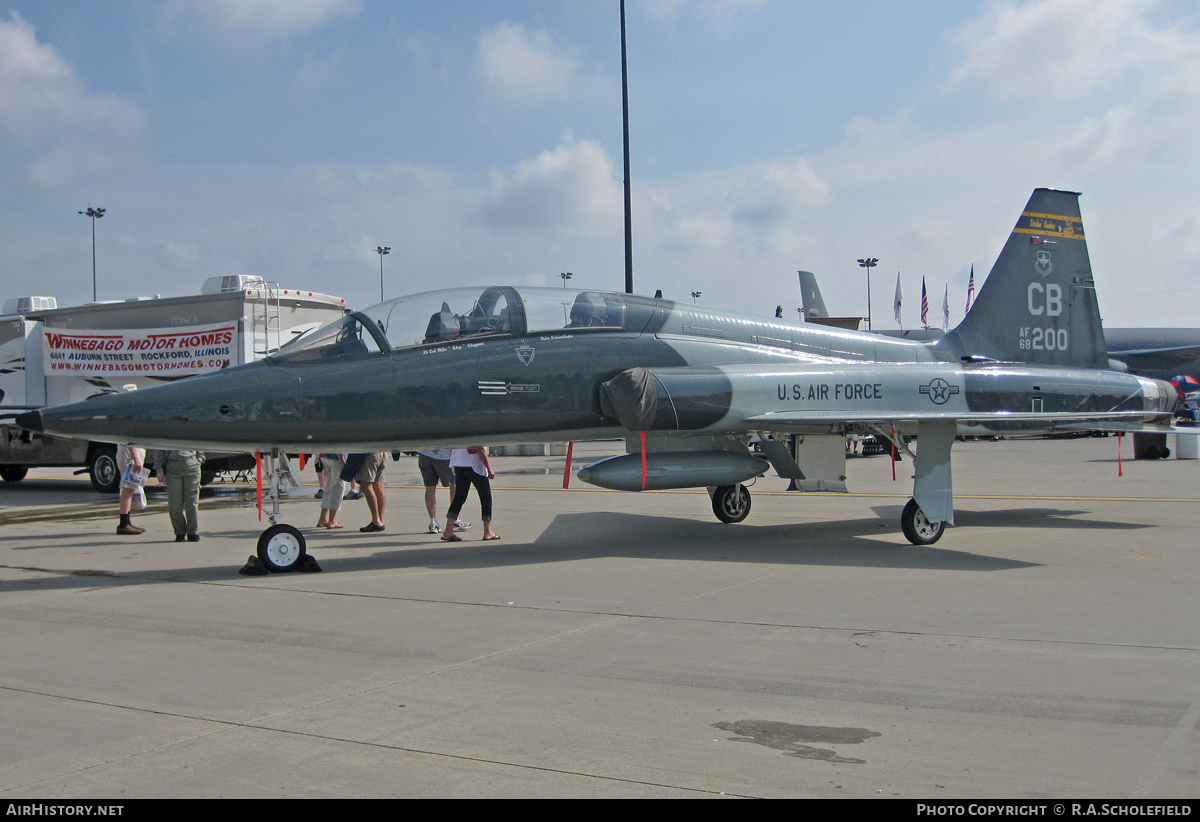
{"left": 423, "top": 302, "right": 460, "bottom": 344}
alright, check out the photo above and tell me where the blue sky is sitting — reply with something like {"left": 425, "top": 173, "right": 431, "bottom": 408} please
{"left": 3, "top": 0, "right": 1199, "bottom": 328}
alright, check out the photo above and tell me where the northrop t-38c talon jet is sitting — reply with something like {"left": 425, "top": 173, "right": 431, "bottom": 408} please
{"left": 17, "top": 189, "right": 1178, "bottom": 570}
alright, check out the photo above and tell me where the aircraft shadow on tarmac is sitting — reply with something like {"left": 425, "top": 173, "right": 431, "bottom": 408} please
{"left": 0, "top": 502, "right": 1155, "bottom": 592}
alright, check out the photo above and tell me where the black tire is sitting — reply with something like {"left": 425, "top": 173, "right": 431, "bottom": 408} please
{"left": 0, "top": 465, "right": 28, "bottom": 483}
{"left": 712, "top": 484, "right": 752, "bottom": 524}
{"left": 88, "top": 446, "right": 120, "bottom": 493}
{"left": 256, "top": 524, "right": 307, "bottom": 572}
{"left": 1146, "top": 445, "right": 1162, "bottom": 460}
{"left": 1161, "top": 447, "right": 1171, "bottom": 459}
{"left": 901, "top": 498, "right": 945, "bottom": 546}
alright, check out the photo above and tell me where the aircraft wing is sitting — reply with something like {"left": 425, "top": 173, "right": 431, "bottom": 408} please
{"left": 1111, "top": 345, "right": 1200, "bottom": 372}
{"left": 742, "top": 409, "right": 1173, "bottom": 427}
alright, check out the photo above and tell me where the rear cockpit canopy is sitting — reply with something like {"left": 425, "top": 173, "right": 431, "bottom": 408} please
{"left": 269, "top": 286, "right": 629, "bottom": 363}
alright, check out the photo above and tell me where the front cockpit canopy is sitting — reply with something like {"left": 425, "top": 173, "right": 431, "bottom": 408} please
{"left": 270, "top": 286, "right": 630, "bottom": 364}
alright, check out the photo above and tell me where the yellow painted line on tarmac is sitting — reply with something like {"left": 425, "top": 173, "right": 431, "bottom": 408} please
{"left": 481, "top": 486, "right": 1200, "bottom": 504}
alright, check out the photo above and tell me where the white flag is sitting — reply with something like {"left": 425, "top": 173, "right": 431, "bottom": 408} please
{"left": 893, "top": 273, "right": 903, "bottom": 328}
{"left": 942, "top": 285, "right": 950, "bottom": 331}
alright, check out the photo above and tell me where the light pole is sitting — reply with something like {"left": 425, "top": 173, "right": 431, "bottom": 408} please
{"left": 620, "top": 0, "right": 633, "bottom": 294}
{"left": 79, "top": 206, "right": 105, "bottom": 301}
{"left": 857, "top": 257, "right": 878, "bottom": 330}
{"left": 560, "top": 271, "right": 573, "bottom": 288}
{"left": 375, "top": 246, "right": 390, "bottom": 302}
{"left": 690, "top": 291, "right": 701, "bottom": 304}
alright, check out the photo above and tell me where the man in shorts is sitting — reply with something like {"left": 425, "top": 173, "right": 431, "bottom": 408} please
{"left": 418, "top": 450, "right": 470, "bottom": 534}
{"left": 357, "top": 452, "right": 388, "bottom": 532}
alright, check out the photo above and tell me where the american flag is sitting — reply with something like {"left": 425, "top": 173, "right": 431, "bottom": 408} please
{"left": 965, "top": 265, "right": 975, "bottom": 313}
{"left": 920, "top": 277, "right": 928, "bottom": 326}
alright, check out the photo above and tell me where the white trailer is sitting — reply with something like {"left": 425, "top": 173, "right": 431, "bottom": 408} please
{"left": 0, "top": 276, "right": 347, "bottom": 490}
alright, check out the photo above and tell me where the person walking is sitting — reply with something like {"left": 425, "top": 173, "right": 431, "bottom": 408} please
{"left": 116, "top": 443, "right": 147, "bottom": 534}
{"left": 115, "top": 384, "right": 147, "bottom": 535}
{"left": 316, "top": 453, "right": 346, "bottom": 529}
{"left": 152, "top": 449, "right": 203, "bottom": 542}
{"left": 417, "top": 449, "right": 470, "bottom": 534}
{"left": 441, "top": 447, "right": 498, "bottom": 542}
{"left": 356, "top": 451, "right": 388, "bottom": 532}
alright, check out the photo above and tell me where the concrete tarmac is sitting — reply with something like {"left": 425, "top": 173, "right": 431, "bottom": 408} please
{"left": 0, "top": 437, "right": 1198, "bottom": 798}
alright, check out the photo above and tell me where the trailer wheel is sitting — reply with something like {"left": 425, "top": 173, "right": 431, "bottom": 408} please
{"left": 0, "top": 466, "right": 28, "bottom": 483}
{"left": 88, "top": 446, "right": 120, "bottom": 493}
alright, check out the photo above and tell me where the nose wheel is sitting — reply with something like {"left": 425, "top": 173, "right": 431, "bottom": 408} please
{"left": 711, "top": 483, "right": 752, "bottom": 523}
{"left": 900, "top": 498, "right": 945, "bottom": 545}
{"left": 257, "top": 523, "right": 307, "bottom": 572}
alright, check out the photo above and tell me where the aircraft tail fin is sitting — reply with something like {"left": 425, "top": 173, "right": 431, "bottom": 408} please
{"left": 936, "top": 188, "right": 1108, "bottom": 369}
{"left": 798, "top": 271, "right": 829, "bottom": 321}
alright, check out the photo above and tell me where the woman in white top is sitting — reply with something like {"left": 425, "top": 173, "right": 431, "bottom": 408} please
{"left": 441, "top": 447, "right": 498, "bottom": 541}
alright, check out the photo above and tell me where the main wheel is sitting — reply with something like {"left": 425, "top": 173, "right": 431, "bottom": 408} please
{"left": 0, "top": 465, "right": 28, "bottom": 483}
{"left": 257, "top": 524, "right": 307, "bottom": 572}
{"left": 901, "top": 498, "right": 945, "bottom": 545}
{"left": 88, "top": 446, "right": 120, "bottom": 493}
{"left": 712, "top": 484, "right": 752, "bottom": 524}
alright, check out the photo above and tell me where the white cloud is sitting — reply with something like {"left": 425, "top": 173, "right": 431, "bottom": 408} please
{"left": 476, "top": 22, "right": 585, "bottom": 105}
{"left": 639, "top": 157, "right": 828, "bottom": 257}
{"left": 0, "top": 12, "right": 143, "bottom": 184}
{"left": 480, "top": 137, "right": 623, "bottom": 236}
{"left": 948, "top": 0, "right": 1200, "bottom": 172}
{"left": 163, "top": 0, "right": 360, "bottom": 40}
{"left": 643, "top": 0, "right": 768, "bottom": 28}
{"left": 0, "top": 12, "right": 141, "bottom": 139}
{"left": 949, "top": 0, "right": 1169, "bottom": 100}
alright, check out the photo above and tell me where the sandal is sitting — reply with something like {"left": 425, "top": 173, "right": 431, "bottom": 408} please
{"left": 482, "top": 534, "right": 501, "bottom": 541}
{"left": 440, "top": 534, "right": 463, "bottom": 542}
{"left": 326, "top": 523, "right": 344, "bottom": 529}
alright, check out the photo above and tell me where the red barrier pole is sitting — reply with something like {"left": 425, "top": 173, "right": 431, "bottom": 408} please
{"left": 641, "top": 431, "right": 647, "bottom": 491}
{"left": 1117, "top": 432, "right": 1123, "bottom": 477}
{"left": 256, "top": 450, "right": 263, "bottom": 521}
{"left": 562, "top": 441, "right": 574, "bottom": 489}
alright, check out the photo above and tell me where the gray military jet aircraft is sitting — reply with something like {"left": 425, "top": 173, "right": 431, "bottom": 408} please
{"left": 18, "top": 189, "right": 1177, "bottom": 571}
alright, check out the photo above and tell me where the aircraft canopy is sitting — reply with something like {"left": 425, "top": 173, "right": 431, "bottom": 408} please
{"left": 269, "top": 286, "right": 630, "bottom": 363}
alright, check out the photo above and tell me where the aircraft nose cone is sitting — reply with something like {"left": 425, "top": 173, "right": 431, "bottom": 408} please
{"left": 15, "top": 410, "right": 42, "bottom": 432}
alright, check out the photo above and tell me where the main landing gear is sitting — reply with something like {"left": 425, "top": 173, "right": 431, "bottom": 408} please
{"left": 711, "top": 483, "right": 752, "bottom": 523}
{"left": 708, "top": 484, "right": 946, "bottom": 546}
{"left": 900, "top": 498, "right": 945, "bottom": 546}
